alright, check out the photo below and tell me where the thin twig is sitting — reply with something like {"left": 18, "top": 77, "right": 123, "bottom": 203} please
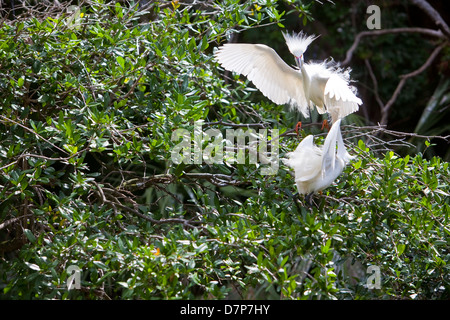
{"left": 184, "top": 172, "right": 242, "bottom": 186}
{"left": 104, "top": 199, "right": 200, "bottom": 228}
{"left": 203, "top": 120, "right": 270, "bottom": 129}
{"left": 0, "top": 149, "right": 89, "bottom": 172}
{"left": 0, "top": 214, "right": 33, "bottom": 231}
{"left": 342, "top": 124, "right": 450, "bottom": 141}
{"left": 364, "top": 58, "right": 384, "bottom": 111}
{"left": 379, "top": 43, "right": 445, "bottom": 125}
{"left": 0, "top": 115, "right": 69, "bottom": 155}
{"left": 409, "top": 0, "right": 450, "bottom": 38}
{"left": 342, "top": 27, "right": 444, "bottom": 66}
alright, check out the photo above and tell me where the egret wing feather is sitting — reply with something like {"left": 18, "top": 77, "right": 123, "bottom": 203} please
{"left": 284, "top": 121, "right": 354, "bottom": 196}
{"left": 215, "top": 43, "right": 309, "bottom": 116}
{"left": 303, "top": 62, "right": 362, "bottom": 121}
{"left": 305, "top": 64, "right": 329, "bottom": 113}
{"left": 215, "top": 32, "right": 363, "bottom": 123}
{"left": 324, "top": 74, "right": 362, "bottom": 122}
{"left": 284, "top": 135, "right": 322, "bottom": 182}
{"left": 336, "top": 124, "right": 354, "bottom": 164}
{"left": 321, "top": 118, "right": 341, "bottom": 173}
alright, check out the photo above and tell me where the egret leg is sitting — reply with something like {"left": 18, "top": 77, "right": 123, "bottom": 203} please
{"left": 321, "top": 119, "right": 330, "bottom": 131}
{"left": 305, "top": 192, "right": 314, "bottom": 207}
{"left": 294, "top": 194, "right": 303, "bottom": 212}
{"left": 295, "top": 121, "right": 302, "bottom": 136}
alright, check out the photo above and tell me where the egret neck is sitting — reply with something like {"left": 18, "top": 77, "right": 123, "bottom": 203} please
{"left": 297, "top": 57, "right": 311, "bottom": 107}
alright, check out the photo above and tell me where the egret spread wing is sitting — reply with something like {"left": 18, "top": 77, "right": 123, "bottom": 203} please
{"left": 324, "top": 74, "right": 362, "bottom": 122}
{"left": 215, "top": 43, "right": 309, "bottom": 116}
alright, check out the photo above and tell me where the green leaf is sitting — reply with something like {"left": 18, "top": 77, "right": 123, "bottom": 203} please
{"left": 25, "top": 262, "right": 40, "bottom": 271}
{"left": 200, "top": 35, "right": 209, "bottom": 51}
{"left": 93, "top": 261, "right": 108, "bottom": 270}
{"left": 397, "top": 244, "right": 406, "bottom": 256}
{"left": 24, "top": 229, "right": 36, "bottom": 243}
{"left": 32, "top": 60, "right": 41, "bottom": 73}
{"left": 17, "top": 22, "right": 24, "bottom": 32}
{"left": 321, "top": 239, "right": 332, "bottom": 254}
{"left": 115, "top": 2, "right": 123, "bottom": 18}
{"left": 116, "top": 56, "right": 125, "bottom": 69}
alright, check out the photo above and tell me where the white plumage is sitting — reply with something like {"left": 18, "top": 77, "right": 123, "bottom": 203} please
{"left": 283, "top": 119, "right": 353, "bottom": 199}
{"left": 215, "top": 31, "right": 362, "bottom": 123}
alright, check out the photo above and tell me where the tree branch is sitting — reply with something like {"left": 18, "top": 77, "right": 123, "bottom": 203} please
{"left": 364, "top": 58, "right": 384, "bottom": 112}
{"left": 409, "top": 0, "right": 450, "bottom": 38}
{"left": 203, "top": 120, "right": 270, "bottom": 129}
{"left": 379, "top": 42, "right": 445, "bottom": 125}
{"left": 0, "top": 115, "right": 69, "bottom": 155}
{"left": 342, "top": 124, "right": 450, "bottom": 143}
{"left": 184, "top": 172, "right": 242, "bottom": 187}
{"left": 0, "top": 214, "right": 33, "bottom": 231}
{"left": 342, "top": 27, "right": 444, "bottom": 66}
{"left": 101, "top": 190, "right": 201, "bottom": 229}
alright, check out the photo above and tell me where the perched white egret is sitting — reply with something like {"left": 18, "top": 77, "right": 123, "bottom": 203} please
{"left": 283, "top": 119, "right": 353, "bottom": 204}
{"left": 215, "top": 31, "right": 362, "bottom": 124}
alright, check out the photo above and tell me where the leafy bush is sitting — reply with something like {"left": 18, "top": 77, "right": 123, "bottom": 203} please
{"left": 0, "top": 1, "right": 448, "bottom": 299}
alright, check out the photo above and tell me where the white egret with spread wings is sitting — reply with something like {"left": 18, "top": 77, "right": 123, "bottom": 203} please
{"left": 215, "top": 31, "right": 362, "bottom": 124}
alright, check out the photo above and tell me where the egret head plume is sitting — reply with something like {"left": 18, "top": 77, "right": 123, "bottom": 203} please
{"left": 282, "top": 31, "right": 318, "bottom": 64}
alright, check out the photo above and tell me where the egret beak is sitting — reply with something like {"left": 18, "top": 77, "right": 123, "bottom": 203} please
{"left": 295, "top": 55, "right": 303, "bottom": 69}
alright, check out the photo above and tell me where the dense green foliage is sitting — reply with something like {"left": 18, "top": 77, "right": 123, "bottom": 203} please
{"left": 0, "top": 1, "right": 448, "bottom": 299}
